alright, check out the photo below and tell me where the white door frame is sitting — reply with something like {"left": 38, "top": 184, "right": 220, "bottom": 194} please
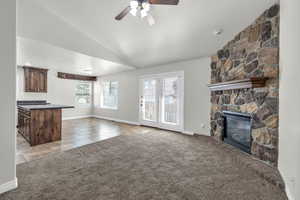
{"left": 139, "top": 71, "right": 184, "bottom": 132}
{"left": 138, "top": 77, "right": 159, "bottom": 128}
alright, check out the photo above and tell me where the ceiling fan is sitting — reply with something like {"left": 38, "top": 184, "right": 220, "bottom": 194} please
{"left": 115, "top": 0, "right": 179, "bottom": 26}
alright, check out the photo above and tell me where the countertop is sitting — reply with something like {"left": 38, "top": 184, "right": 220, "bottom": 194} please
{"left": 18, "top": 104, "right": 74, "bottom": 111}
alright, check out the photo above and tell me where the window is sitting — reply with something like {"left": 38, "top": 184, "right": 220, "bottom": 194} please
{"left": 75, "top": 81, "right": 92, "bottom": 104}
{"left": 101, "top": 81, "right": 118, "bottom": 109}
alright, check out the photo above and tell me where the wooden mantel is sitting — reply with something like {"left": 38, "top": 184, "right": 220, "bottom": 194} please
{"left": 207, "top": 78, "right": 268, "bottom": 91}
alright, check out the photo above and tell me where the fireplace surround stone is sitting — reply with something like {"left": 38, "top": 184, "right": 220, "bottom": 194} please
{"left": 210, "top": 4, "right": 279, "bottom": 166}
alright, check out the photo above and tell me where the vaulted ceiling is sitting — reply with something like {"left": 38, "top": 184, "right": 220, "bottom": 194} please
{"left": 17, "top": 0, "right": 278, "bottom": 75}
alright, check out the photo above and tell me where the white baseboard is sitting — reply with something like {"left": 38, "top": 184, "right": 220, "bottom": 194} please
{"left": 278, "top": 169, "right": 296, "bottom": 200}
{"left": 62, "top": 115, "right": 93, "bottom": 121}
{"left": 0, "top": 178, "right": 18, "bottom": 194}
{"left": 285, "top": 184, "right": 295, "bottom": 200}
{"left": 92, "top": 115, "right": 140, "bottom": 126}
{"left": 194, "top": 132, "right": 210, "bottom": 136}
{"left": 181, "top": 130, "right": 194, "bottom": 136}
{"left": 93, "top": 116, "right": 198, "bottom": 137}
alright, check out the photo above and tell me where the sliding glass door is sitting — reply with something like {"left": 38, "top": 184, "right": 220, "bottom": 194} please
{"left": 139, "top": 71, "right": 184, "bottom": 132}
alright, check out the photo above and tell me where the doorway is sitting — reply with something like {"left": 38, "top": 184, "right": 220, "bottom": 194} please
{"left": 139, "top": 71, "right": 184, "bottom": 132}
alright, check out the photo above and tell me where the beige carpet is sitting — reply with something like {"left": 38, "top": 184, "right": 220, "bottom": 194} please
{"left": 0, "top": 130, "right": 287, "bottom": 200}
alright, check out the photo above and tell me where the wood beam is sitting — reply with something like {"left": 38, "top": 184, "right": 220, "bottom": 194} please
{"left": 57, "top": 72, "right": 97, "bottom": 81}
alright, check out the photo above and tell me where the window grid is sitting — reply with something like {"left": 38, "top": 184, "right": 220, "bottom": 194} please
{"left": 101, "top": 81, "right": 118, "bottom": 109}
{"left": 75, "top": 81, "right": 92, "bottom": 105}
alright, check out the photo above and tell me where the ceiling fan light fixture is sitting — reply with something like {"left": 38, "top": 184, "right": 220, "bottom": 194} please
{"left": 130, "top": 8, "right": 138, "bottom": 16}
{"left": 115, "top": 0, "right": 179, "bottom": 24}
{"left": 130, "top": 0, "right": 139, "bottom": 9}
{"left": 142, "top": 2, "right": 150, "bottom": 12}
{"left": 140, "top": 9, "right": 148, "bottom": 18}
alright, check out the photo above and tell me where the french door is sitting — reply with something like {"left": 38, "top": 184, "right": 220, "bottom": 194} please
{"left": 139, "top": 71, "right": 184, "bottom": 132}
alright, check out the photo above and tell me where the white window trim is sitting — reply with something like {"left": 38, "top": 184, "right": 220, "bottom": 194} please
{"left": 75, "top": 81, "right": 92, "bottom": 106}
{"left": 100, "top": 81, "right": 119, "bottom": 110}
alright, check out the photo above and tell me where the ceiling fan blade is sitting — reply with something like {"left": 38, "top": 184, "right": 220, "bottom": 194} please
{"left": 149, "top": 0, "right": 179, "bottom": 5}
{"left": 147, "top": 14, "right": 155, "bottom": 26}
{"left": 115, "top": 6, "right": 131, "bottom": 20}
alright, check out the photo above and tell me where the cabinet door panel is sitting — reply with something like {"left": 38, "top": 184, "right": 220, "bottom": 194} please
{"left": 39, "top": 71, "right": 47, "bottom": 92}
{"left": 24, "top": 68, "right": 31, "bottom": 92}
{"left": 23, "top": 67, "right": 48, "bottom": 93}
{"left": 32, "top": 70, "right": 39, "bottom": 92}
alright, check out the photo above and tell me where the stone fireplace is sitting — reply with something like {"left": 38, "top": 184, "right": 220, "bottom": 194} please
{"left": 210, "top": 4, "right": 279, "bottom": 166}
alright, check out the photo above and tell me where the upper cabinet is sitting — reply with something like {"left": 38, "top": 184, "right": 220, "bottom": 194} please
{"left": 23, "top": 66, "right": 48, "bottom": 93}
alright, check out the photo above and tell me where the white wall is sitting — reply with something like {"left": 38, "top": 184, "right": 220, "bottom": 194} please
{"left": 279, "top": 0, "right": 300, "bottom": 199}
{"left": 94, "top": 58, "right": 211, "bottom": 135}
{"left": 0, "top": 0, "right": 17, "bottom": 194}
{"left": 16, "top": 67, "right": 93, "bottom": 119}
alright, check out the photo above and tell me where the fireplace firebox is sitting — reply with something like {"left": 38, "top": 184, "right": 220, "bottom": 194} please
{"left": 222, "top": 111, "right": 252, "bottom": 154}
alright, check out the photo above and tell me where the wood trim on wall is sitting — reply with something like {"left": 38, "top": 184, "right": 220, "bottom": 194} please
{"left": 57, "top": 72, "right": 97, "bottom": 81}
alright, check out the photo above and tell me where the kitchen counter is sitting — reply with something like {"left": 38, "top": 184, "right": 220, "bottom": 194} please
{"left": 18, "top": 104, "right": 74, "bottom": 111}
{"left": 17, "top": 101, "right": 74, "bottom": 146}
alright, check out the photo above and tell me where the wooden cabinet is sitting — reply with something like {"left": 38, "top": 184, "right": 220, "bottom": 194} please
{"left": 23, "top": 66, "right": 48, "bottom": 93}
{"left": 17, "top": 108, "right": 62, "bottom": 146}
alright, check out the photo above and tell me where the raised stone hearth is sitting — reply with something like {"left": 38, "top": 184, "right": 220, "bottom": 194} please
{"left": 210, "top": 4, "right": 279, "bottom": 166}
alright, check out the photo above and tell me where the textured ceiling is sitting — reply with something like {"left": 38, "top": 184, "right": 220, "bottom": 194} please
{"left": 17, "top": 0, "right": 278, "bottom": 75}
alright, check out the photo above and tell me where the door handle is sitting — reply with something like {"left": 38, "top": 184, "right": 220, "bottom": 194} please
{"left": 140, "top": 96, "right": 144, "bottom": 107}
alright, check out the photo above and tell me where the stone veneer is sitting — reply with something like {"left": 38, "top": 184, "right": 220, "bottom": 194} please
{"left": 210, "top": 4, "right": 279, "bottom": 166}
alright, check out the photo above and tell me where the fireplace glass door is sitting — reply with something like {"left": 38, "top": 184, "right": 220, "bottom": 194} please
{"left": 223, "top": 111, "right": 252, "bottom": 153}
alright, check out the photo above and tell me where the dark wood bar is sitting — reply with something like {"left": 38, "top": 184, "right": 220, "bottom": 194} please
{"left": 17, "top": 101, "right": 74, "bottom": 146}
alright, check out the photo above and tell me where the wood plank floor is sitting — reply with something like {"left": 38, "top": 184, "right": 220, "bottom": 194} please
{"left": 16, "top": 117, "right": 155, "bottom": 164}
